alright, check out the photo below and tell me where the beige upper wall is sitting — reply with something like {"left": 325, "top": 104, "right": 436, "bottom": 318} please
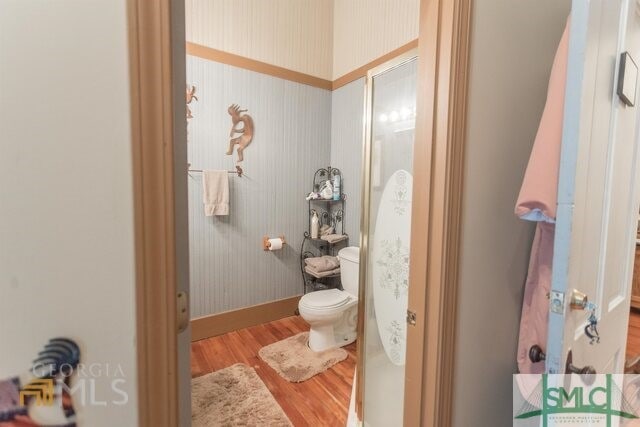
{"left": 332, "top": 0, "right": 420, "bottom": 78}
{"left": 185, "top": 0, "right": 420, "bottom": 81}
{"left": 185, "top": 0, "right": 334, "bottom": 80}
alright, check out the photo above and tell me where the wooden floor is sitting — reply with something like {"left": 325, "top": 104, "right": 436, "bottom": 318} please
{"left": 628, "top": 309, "right": 640, "bottom": 359}
{"left": 191, "top": 315, "right": 357, "bottom": 426}
{"left": 190, "top": 310, "right": 640, "bottom": 424}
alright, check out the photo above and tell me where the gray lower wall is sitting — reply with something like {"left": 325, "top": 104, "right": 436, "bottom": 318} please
{"left": 452, "top": 1, "right": 571, "bottom": 426}
{"left": 331, "top": 78, "right": 366, "bottom": 241}
{"left": 186, "top": 55, "right": 331, "bottom": 318}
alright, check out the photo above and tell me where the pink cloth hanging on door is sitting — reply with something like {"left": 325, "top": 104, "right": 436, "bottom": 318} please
{"left": 515, "top": 18, "right": 570, "bottom": 374}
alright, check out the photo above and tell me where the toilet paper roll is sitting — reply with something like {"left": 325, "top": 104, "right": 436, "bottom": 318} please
{"left": 267, "top": 238, "right": 283, "bottom": 251}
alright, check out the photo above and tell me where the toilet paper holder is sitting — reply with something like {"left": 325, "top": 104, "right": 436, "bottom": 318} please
{"left": 263, "top": 235, "right": 286, "bottom": 251}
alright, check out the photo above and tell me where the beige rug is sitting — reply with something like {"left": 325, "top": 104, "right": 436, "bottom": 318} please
{"left": 258, "top": 332, "right": 348, "bottom": 382}
{"left": 626, "top": 355, "right": 640, "bottom": 373}
{"left": 191, "top": 363, "right": 292, "bottom": 427}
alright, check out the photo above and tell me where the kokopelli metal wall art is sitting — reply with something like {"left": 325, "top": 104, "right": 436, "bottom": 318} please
{"left": 186, "top": 85, "right": 198, "bottom": 120}
{"left": 226, "top": 104, "right": 254, "bottom": 163}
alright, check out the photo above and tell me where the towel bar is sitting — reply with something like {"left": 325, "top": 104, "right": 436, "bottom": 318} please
{"left": 188, "top": 165, "right": 243, "bottom": 177}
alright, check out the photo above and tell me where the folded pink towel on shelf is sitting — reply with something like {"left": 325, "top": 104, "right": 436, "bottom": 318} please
{"left": 304, "top": 266, "right": 341, "bottom": 279}
{"left": 305, "top": 255, "right": 340, "bottom": 272}
{"left": 320, "top": 234, "right": 348, "bottom": 244}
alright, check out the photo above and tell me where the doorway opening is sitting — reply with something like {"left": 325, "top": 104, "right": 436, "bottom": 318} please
{"left": 130, "top": 0, "right": 472, "bottom": 424}
{"left": 182, "top": 3, "right": 419, "bottom": 425}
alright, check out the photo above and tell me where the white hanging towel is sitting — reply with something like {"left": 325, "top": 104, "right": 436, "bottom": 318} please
{"left": 202, "top": 170, "right": 229, "bottom": 216}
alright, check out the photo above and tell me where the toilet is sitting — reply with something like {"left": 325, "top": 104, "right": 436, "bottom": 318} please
{"left": 299, "top": 246, "right": 360, "bottom": 352}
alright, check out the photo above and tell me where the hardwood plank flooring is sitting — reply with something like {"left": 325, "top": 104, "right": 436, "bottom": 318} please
{"left": 627, "top": 309, "right": 640, "bottom": 359}
{"left": 191, "top": 315, "right": 356, "bottom": 426}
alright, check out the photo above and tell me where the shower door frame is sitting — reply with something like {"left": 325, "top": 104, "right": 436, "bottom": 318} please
{"left": 127, "top": 0, "right": 472, "bottom": 425}
{"left": 357, "top": 49, "right": 419, "bottom": 423}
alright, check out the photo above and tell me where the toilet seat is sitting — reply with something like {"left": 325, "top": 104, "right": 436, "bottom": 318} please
{"left": 299, "top": 289, "right": 351, "bottom": 310}
{"left": 298, "top": 288, "right": 358, "bottom": 351}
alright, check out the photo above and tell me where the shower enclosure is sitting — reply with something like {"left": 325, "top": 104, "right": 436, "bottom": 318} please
{"left": 358, "top": 52, "right": 418, "bottom": 425}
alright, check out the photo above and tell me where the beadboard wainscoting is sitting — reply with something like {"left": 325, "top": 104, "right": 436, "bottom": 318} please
{"left": 187, "top": 55, "right": 331, "bottom": 318}
{"left": 330, "top": 78, "right": 366, "bottom": 241}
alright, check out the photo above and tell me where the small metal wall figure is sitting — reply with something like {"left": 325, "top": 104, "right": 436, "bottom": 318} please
{"left": 226, "top": 104, "right": 254, "bottom": 163}
{"left": 186, "top": 85, "right": 198, "bottom": 120}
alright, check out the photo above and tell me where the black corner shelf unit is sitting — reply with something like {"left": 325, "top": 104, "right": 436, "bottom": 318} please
{"left": 300, "top": 166, "right": 349, "bottom": 295}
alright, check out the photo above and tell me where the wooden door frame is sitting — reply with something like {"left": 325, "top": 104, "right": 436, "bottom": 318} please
{"left": 127, "top": 0, "right": 471, "bottom": 425}
{"left": 405, "top": 0, "right": 471, "bottom": 425}
{"left": 128, "top": 0, "right": 180, "bottom": 426}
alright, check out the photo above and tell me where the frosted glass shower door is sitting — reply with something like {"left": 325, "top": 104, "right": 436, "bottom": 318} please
{"left": 361, "top": 55, "right": 417, "bottom": 425}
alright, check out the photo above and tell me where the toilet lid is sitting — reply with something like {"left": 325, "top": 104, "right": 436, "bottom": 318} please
{"left": 300, "top": 289, "right": 350, "bottom": 309}
{"left": 338, "top": 246, "right": 360, "bottom": 263}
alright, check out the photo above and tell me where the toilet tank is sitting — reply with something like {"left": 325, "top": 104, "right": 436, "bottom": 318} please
{"left": 338, "top": 246, "right": 360, "bottom": 296}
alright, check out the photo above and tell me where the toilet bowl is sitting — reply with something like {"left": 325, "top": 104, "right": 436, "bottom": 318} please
{"left": 299, "top": 246, "right": 360, "bottom": 352}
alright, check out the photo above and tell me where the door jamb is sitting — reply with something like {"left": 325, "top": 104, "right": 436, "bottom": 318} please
{"left": 128, "top": 0, "right": 180, "bottom": 426}
{"left": 404, "top": 0, "right": 471, "bottom": 425}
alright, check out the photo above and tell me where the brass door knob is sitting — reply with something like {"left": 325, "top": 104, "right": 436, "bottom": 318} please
{"left": 570, "top": 289, "right": 589, "bottom": 310}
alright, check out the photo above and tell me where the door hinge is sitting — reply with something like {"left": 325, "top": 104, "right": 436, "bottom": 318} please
{"left": 406, "top": 309, "right": 417, "bottom": 326}
{"left": 177, "top": 291, "right": 189, "bottom": 333}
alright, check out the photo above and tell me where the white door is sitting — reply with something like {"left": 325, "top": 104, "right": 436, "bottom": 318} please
{"left": 545, "top": 0, "right": 640, "bottom": 376}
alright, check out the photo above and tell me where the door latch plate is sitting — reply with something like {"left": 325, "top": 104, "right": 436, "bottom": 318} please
{"left": 406, "top": 310, "right": 417, "bottom": 326}
{"left": 550, "top": 291, "right": 565, "bottom": 314}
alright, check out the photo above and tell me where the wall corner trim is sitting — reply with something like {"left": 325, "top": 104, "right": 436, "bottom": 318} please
{"left": 186, "top": 42, "right": 333, "bottom": 90}
{"left": 332, "top": 39, "right": 419, "bottom": 90}
{"left": 185, "top": 40, "right": 420, "bottom": 92}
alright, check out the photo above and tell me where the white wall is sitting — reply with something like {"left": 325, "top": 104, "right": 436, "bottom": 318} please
{"left": 0, "top": 2, "right": 138, "bottom": 426}
{"left": 185, "top": 0, "right": 334, "bottom": 80}
{"left": 452, "top": 1, "right": 571, "bottom": 426}
{"left": 332, "top": 0, "right": 420, "bottom": 79}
